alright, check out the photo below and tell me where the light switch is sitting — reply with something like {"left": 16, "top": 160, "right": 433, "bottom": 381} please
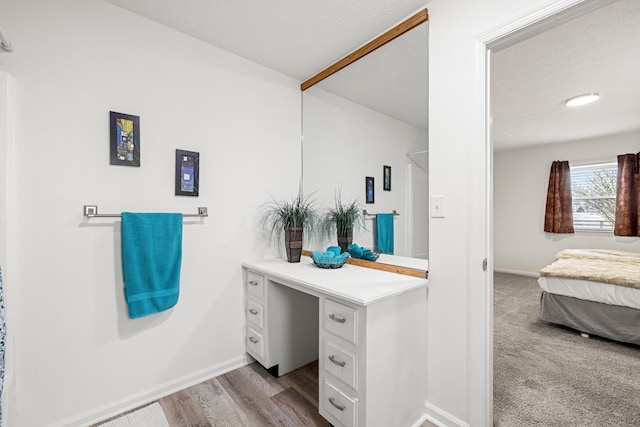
{"left": 431, "top": 195, "right": 445, "bottom": 218}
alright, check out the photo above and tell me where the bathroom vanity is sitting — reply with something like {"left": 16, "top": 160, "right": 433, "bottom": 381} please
{"left": 242, "top": 257, "right": 428, "bottom": 427}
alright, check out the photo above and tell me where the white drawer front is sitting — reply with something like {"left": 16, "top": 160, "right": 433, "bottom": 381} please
{"left": 323, "top": 379, "right": 357, "bottom": 427}
{"left": 246, "top": 272, "right": 264, "bottom": 300}
{"left": 324, "top": 339, "right": 357, "bottom": 389}
{"left": 246, "top": 327, "right": 264, "bottom": 360}
{"left": 247, "top": 299, "right": 264, "bottom": 329}
{"left": 324, "top": 299, "right": 358, "bottom": 344}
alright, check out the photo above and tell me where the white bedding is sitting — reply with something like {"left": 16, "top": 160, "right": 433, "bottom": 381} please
{"left": 538, "top": 276, "right": 640, "bottom": 310}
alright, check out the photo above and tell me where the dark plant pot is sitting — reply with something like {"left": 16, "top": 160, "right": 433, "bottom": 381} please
{"left": 285, "top": 226, "right": 303, "bottom": 263}
{"left": 337, "top": 226, "right": 353, "bottom": 254}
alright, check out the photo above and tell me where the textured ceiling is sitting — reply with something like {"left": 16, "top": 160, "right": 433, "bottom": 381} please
{"left": 491, "top": 0, "right": 640, "bottom": 150}
{"left": 102, "top": 0, "right": 429, "bottom": 81}
{"left": 102, "top": 0, "right": 639, "bottom": 151}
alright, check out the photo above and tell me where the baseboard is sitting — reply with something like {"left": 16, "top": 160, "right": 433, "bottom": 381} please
{"left": 425, "top": 402, "right": 470, "bottom": 427}
{"left": 411, "top": 413, "right": 432, "bottom": 427}
{"left": 50, "top": 354, "right": 249, "bottom": 427}
{"left": 493, "top": 267, "right": 539, "bottom": 277}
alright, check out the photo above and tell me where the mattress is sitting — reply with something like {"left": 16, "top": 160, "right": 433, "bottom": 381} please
{"left": 538, "top": 276, "right": 640, "bottom": 310}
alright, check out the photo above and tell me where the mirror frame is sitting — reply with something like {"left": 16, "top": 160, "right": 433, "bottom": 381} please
{"left": 300, "top": 8, "right": 429, "bottom": 278}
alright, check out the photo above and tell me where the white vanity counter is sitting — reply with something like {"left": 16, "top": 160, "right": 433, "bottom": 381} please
{"left": 242, "top": 256, "right": 428, "bottom": 427}
{"left": 242, "top": 256, "right": 427, "bottom": 306}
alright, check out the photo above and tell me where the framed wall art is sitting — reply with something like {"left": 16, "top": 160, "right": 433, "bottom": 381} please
{"left": 365, "top": 176, "right": 375, "bottom": 204}
{"left": 110, "top": 111, "right": 140, "bottom": 167}
{"left": 383, "top": 165, "right": 391, "bottom": 191}
{"left": 175, "top": 149, "right": 199, "bottom": 197}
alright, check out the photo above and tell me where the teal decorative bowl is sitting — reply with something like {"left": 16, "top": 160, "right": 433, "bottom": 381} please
{"left": 311, "top": 250, "right": 350, "bottom": 269}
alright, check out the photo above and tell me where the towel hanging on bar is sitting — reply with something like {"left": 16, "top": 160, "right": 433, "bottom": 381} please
{"left": 375, "top": 213, "right": 395, "bottom": 255}
{"left": 121, "top": 213, "right": 183, "bottom": 318}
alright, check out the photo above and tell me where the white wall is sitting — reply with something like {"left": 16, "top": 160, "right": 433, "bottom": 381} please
{"left": 426, "top": 0, "right": 586, "bottom": 425}
{"left": 1, "top": 1, "right": 613, "bottom": 426}
{"left": 302, "top": 86, "right": 428, "bottom": 256}
{"left": 0, "top": 0, "right": 300, "bottom": 425}
{"left": 0, "top": 70, "right": 16, "bottom": 424}
{"left": 495, "top": 130, "right": 640, "bottom": 276}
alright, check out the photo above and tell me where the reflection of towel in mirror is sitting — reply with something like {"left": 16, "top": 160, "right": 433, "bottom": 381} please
{"left": 122, "top": 212, "right": 183, "bottom": 318}
{"left": 376, "top": 213, "right": 394, "bottom": 255}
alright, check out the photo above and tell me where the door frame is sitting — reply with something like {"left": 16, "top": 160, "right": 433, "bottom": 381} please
{"left": 473, "top": 0, "right": 591, "bottom": 424}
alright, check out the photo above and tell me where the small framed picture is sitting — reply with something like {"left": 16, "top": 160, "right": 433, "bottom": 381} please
{"left": 383, "top": 165, "right": 391, "bottom": 191}
{"left": 365, "top": 176, "right": 375, "bottom": 204}
{"left": 175, "top": 149, "right": 199, "bottom": 197}
{"left": 110, "top": 111, "right": 140, "bottom": 167}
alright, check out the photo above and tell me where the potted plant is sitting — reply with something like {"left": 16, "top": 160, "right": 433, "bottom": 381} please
{"left": 259, "top": 193, "right": 318, "bottom": 263}
{"left": 321, "top": 194, "right": 364, "bottom": 254}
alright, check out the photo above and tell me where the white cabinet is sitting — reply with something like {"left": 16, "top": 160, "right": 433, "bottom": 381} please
{"left": 323, "top": 299, "right": 358, "bottom": 344}
{"left": 243, "top": 258, "right": 428, "bottom": 427}
{"left": 243, "top": 269, "right": 318, "bottom": 377}
{"left": 246, "top": 326, "right": 264, "bottom": 359}
{"left": 323, "top": 339, "right": 357, "bottom": 389}
{"left": 323, "top": 379, "right": 357, "bottom": 427}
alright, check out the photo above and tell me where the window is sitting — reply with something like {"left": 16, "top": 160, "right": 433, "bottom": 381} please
{"left": 571, "top": 162, "right": 617, "bottom": 231}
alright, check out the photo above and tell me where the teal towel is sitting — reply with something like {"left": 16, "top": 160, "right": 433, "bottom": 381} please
{"left": 121, "top": 213, "right": 183, "bottom": 318}
{"left": 376, "top": 213, "right": 394, "bottom": 255}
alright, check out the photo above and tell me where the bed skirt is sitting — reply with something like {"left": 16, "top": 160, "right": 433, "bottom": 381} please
{"left": 539, "top": 291, "right": 640, "bottom": 346}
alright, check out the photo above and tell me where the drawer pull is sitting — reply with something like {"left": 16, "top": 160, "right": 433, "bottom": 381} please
{"left": 329, "top": 313, "right": 346, "bottom": 323}
{"left": 248, "top": 280, "right": 258, "bottom": 286}
{"left": 248, "top": 336, "right": 258, "bottom": 344}
{"left": 248, "top": 308, "right": 258, "bottom": 315}
{"left": 328, "top": 396, "right": 345, "bottom": 411}
{"left": 328, "top": 355, "right": 346, "bottom": 367}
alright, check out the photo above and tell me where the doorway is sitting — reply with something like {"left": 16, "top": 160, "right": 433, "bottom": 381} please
{"left": 483, "top": 0, "right": 635, "bottom": 425}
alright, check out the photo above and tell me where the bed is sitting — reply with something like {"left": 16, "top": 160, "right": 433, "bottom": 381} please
{"left": 538, "top": 249, "right": 640, "bottom": 345}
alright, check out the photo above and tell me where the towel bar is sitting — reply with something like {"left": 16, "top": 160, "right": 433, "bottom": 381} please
{"left": 362, "top": 209, "right": 399, "bottom": 219}
{"left": 83, "top": 205, "right": 208, "bottom": 218}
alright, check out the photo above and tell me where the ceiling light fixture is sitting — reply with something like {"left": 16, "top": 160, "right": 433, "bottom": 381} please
{"left": 565, "top": 93, "right": 599, "bottom": 107}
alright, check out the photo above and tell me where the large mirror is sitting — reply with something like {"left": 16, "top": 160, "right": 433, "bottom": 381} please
{"left": 301, "top": 12, "right": 429, "bottom": 273}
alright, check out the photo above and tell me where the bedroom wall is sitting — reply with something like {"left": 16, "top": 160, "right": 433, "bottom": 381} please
{"left": 0, "top": 0, "right": 300, "bottom": 425}
{"left": 302, "top": 87, "right": 428, "bottom": 256}
{"left": 494, "top": 130, "right": 640, "bottom": 276}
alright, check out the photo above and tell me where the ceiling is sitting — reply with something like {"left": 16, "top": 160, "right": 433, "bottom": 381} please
{"left": 491, "top": 0, "right": 640, "bottom": 151}
{"left": 313, "top": 20, "right": 428, "bottom": 131}
{"left": 102, "top": 0, "right": 428, "bottom": 81}
{"left": 103, "top": 0, "right": 640, "bottom": 151}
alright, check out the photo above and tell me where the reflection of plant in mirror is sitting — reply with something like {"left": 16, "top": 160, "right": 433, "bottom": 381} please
{"left": 321, "top": 193, "right": 365, "bottom": 253}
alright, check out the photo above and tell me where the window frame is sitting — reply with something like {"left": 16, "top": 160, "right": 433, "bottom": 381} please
{"left": 570, "top": 161, "right": 617, "bottom": 232}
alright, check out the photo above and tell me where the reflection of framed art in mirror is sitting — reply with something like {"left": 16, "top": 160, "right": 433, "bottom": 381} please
{"left": 366, "top": 176, "right": 375, "bottom": 203}
{"left": 383, "top": 165, "right": 391, "bottom": 191}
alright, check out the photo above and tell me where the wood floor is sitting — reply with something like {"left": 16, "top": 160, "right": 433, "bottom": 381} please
{"left": 95, "top": 360, "right": 437, "bottom": 426}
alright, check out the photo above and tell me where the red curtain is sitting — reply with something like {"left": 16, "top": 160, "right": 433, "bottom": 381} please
{"left": 614, "top": 153, "right": 640, "bottom": 236}
{"left": 544, "top": 161, "right": 574, "bottom": 233}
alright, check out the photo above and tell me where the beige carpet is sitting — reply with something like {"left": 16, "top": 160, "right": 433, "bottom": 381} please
{"left": 98, "top": 403, "right": 169, "bottom": 427}
{"left": 493, "top": 272, "right": 640, "bottom": 426}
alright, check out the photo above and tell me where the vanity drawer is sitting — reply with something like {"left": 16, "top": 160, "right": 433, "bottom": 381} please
{"left": 246, "top": 327, "right": 264, "bottom": 360}
{"left": 324, "top": 299, "right": 358, "bottom": 345}
{"left": 324, "top": 339, "right": 357, "bottom": 389}
{"left": 323, "top": 379, "right": 357, "bottom": 427}
{"left": 247, "top": 299, "right": 264, "bottom": 329}
{"left": 246, "top": 272, "right": 264, "bottom": 300}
